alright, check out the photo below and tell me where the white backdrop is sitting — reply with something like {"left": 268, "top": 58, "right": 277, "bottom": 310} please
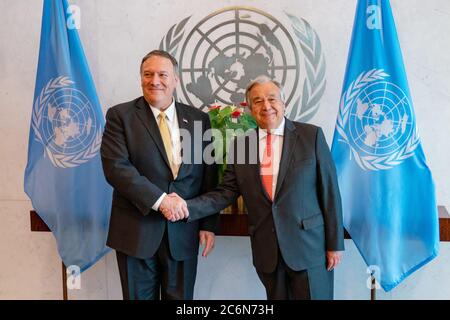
{"left": 0, "top": 0, "right": 449, "bottom": 299}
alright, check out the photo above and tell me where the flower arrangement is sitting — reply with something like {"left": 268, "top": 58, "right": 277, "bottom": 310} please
{"left": 207, "top": 102, "right": 257, "bottom": 182}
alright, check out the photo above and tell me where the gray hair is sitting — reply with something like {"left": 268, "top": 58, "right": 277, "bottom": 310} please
{"left": 140, "top": 50, "right": 179, "bottom": 75}
{"left": 245, "top": 75, "right": 286, "bottom": 108}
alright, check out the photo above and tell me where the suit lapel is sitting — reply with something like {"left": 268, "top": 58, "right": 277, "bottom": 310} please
{"left": 174, "top": 102, "right": 193, "bottom": 178}
{"left": 274, "top": 119, "right": 298, "bottom": 199}
{"left": 134, "top": 97, "right": 171, "bottom": 170}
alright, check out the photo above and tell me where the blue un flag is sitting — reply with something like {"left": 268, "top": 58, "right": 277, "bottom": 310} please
{"left": 24, "top": 0, "right": 112, "bottom": 272}
{"left": 331, "top": 0, "right": 439, "bottom": 291}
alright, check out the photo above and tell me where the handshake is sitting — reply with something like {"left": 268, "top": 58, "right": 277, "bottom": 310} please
{"left": 159, "top": 193, "right": 189, "bottom": 222}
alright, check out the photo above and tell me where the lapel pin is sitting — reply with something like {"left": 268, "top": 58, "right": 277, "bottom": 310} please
{"left": 183, "top": 118, "right": 188, "bottom": 123}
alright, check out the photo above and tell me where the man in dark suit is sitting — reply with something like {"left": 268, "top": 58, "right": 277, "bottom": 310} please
{"left": 100, "top": 50, "right": 218, "bottom": 300}
{"left": 164, "top": 76, "right": 344, "bottom": 300}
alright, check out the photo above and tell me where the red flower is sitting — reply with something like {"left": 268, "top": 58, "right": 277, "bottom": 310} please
{"left": 240, "top": 101, "right": 248, "bottom": 107}
{"left": 209, "top": 105, "right": 221, "bottom": 111}
{"left": 231, "top": 110, "right": 242, "bottom": 118}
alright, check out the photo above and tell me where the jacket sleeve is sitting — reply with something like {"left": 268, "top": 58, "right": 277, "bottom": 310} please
{"left": 188, "top": 137, "right": 241, "bottom": 223}
{"left": 100, "top": 107, "right": 164, "bottom": 216}
{"left": 316, "top": 127, "right": 345, "bottom": 251}
{"left": 198, "top": 114, "right": 220, "bottom": 232}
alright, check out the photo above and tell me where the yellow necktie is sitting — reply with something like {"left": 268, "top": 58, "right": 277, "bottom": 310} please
{"left": 158, "top": 112, "right": 178, "bottom": 178}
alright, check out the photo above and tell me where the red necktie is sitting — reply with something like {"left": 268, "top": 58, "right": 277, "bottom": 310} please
{"left": 261, "top": 133, "right": 273, "bottom": 201}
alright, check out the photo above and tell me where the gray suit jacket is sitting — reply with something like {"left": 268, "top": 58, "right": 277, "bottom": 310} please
{"left": 187, "top": 119, "right": 344, "bottom": 273}
{"left": 101, "top": 97, "right": 218, "bottom": 260}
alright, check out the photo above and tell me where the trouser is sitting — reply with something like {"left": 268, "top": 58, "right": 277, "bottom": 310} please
{"left": 256, "top": 250, "right": 334, "bottom": 300}
{"left": 116, "top": 230, "right": 198, "bottom": 300}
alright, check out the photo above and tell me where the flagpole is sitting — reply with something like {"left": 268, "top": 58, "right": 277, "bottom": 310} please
{"left": 62, "top": 263, "right": 68, "bottom": 300}
{"left": 371, "top": 272, "right": 376, "bottom": 301}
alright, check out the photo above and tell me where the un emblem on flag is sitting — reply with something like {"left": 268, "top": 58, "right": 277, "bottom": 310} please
{"left": 336, "top": 69, "right": 420, "bottom": 170}
{"left": 31, "top": 76, "right": 103, "bottom": 168}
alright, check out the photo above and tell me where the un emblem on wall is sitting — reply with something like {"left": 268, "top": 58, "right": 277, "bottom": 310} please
{"left": 336, "top": 69, "right": 420, "bottom": 171}
{"left": 159, "top": 7, "right": 326, "bottom": 122}
{"left": 31, "top": 76, "right": 103, "bottom": 168}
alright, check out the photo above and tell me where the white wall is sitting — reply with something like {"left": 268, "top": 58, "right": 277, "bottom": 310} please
{"left": 0, "top": 0, "right": 449, "bottom": 299}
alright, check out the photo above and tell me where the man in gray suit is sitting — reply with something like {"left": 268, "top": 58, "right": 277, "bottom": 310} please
{"left": 163, "top": 76, "right": 344, "bottom": 300}
{"left": 101, "top": 50, "right": 218, "bottom": 300}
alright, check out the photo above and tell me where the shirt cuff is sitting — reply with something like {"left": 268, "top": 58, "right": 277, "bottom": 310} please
{"left": 152, "top": 193, "right": 167, "bottom": 211}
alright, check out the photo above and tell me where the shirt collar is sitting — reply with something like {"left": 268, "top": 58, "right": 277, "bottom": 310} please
{"left": 148, "top": 99, "right": 176, "bottom": 122}
{"left": 259, "top": 117, "right": 285, "bottom": 140}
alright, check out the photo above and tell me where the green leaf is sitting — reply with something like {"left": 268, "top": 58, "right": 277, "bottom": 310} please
{"left": 206, "top": 105, "right": 257, "bottom": 182}
{"left": 208, "top": 108, "right": 220, "bottom": 118}
{"left": 221, "top": 106, "right": 233, "bottom": 117}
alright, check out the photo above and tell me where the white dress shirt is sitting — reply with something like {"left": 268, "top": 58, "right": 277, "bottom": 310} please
{"left": 149, "top": 99, "right": 181, "bottom": 211}
{"left": 258, "top": 117, "right": 285, "bottom": 198}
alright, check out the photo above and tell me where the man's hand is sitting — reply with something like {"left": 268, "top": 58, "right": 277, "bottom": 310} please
{"left": 326, "top": 251, "right": 343, "bottom": 271}
{"left": 160, "top": 193, "right": 189, "bottom": 222}
{"left": 199, "top": 231, "right": 215, "bottom": 257}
